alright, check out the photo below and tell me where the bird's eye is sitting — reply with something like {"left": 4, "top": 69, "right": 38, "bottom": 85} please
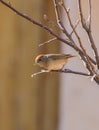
{"left": 38, "top": 57, "right": 42, "bottom": 62}
{"left": 39, "top": 56, "right": 48, "bottom": 62}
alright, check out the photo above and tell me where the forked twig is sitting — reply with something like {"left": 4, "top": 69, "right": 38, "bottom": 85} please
{"left": 53, "top": 0, "right": 68, "bottom": 34}
{"left": 0, "top": 0, "right": 99, "bottom": 84}
{"left": 60, "top": 0, "right": 96, "bottom": 75}
{"left": 53, "top": 0, "right": 97, "bottom": 73}
{"left": 0, "top": 0, "right": 96, "bottom": 64}
{"left": 43, "top": 14, "right": 60, "bottom": 29}
{"left": 53, "top": 0, "right": 77, "bottom": 44}
{"left": 78, "top": 0, "right": 99, "bottom": 69}
{"left": 70, "top": 19, "right": 80, "bottom": 35}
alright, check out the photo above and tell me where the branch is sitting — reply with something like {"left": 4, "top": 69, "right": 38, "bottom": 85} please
{"left": 32, "top": 69, "right": 90, "bottom": 77}
{"left": 53, "top": 0, "right": 79, "bottom": 47}
{"left": 0, "top": 0, "right": 97, "bottom": 76}
{"left": 39, "top": 37, "right": 57, "bottom": 47}
{"left": 0, "top": 1, "right": 76, "bottom": 49}
{"left": 60, "top": 1, "right": 80, "bottom": 36}
{"left": 43, "top": 14, "right": 60, "bottom": 29}
{"left": 53, "top": 0, "right": 97, "bottom": 72}
{"left": 52, "top": 69, "right": 90, "bottom": 76}
{"left": 88, "top": 0, "right": 91, "bottom": 30}
{"left": 59, "top": 0, "right": 96, "bottom": 75}
{"left": 53, "top": 0, "right": 70, "bottom": 36}
{"left": 0, "top": 0, "right": 96, "bottom": 65}
{"left": 54, "top": 69, "right": 99, "bottom": 85}
{"left": 88, "top": 31, "right": 99, "bottom": 69}
{"left": 1, "top": 0, "right": 99, "bottom": 84}
{"left": 78, "top": 0, "right": 99, "bottom": 69}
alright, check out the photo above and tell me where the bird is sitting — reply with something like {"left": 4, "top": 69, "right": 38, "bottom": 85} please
{"left": 34, "top": 54, "right": 75, "bottom": 71}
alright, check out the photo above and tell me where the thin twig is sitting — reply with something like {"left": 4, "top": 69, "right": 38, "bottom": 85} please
{"left": 52, "top": 69, "right": 90, "bottom": 76}
{"left": 60, "top": 0, "right": 96, "bottom": 75}
{"left": 87, "top": 0, "right": 99, "bottom": 69}
{"left": 0, "top": 0, "right": 96, "bottom": 65}
{"left": 0, "top": 0, "right": 99, "bottom": 83}
{"left": 39, "top": 37, "right": 57, "bottom": 47}
{"left": 53, "top": 0, "right": 78, "bottom": 48}
{"left": 0, "top": 0, "right": 96, "bottom": 67}
{"left": 53, "top": 0, "right": 96, "bottom": 71}
{"left": 0, "top": 1, "right": 96, "bottom": 65}
{"left": 60, "top": 1, "right": 79, "bottom": 35}
{"left": 70, "top": 19, "right": 80, "bottom": 35}
{"left": 78, "top": 0, "right": 99, "bottom": 69}
{"left": 32, "top": 69, "right": 90, "bottom": 77}
{"left": 0, "top": 1, "right": 74, "bottom": 46}
{"left": 60, "top": 2, "right": 80, "bottom": 35}
{"left": 88, "top": 31, "right": 99, "bottom": 69}
{"left": 31, "top": 70, "right": 50, "bottom": 77}
{"left": 43, "top": 14, "right": 60, "bottom": 29}
{"left": 78, "top": 0, "right": 86, "bottom": 30}
{"left": 53, "top": 0, "right": 70, "bottom": 36}
{"left": 88, "top": 0, "right": 91, "bottom": 30}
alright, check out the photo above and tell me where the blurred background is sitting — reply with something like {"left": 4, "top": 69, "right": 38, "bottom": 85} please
{"left": 1, "top": 0, "right": 99, "bottom": 130}
{"left": 0, "top": 0, "right": 60, "bottom": 130}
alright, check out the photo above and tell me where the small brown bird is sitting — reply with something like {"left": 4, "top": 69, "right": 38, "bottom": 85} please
{"left": 35, "top": 54, "right": 75, "bottom": 71}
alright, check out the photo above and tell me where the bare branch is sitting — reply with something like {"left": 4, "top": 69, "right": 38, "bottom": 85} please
{"left": 53, "top": 0, "right": 69, "bottom": 36}
{"left": 88, "top": 32, "right": 99, "bottom": 69}
{"left": 32, "top": 69, "right": 90, "bottom": 77}
{"left": 60, "top": 2, "right": 80, "bottom": 36}
{"left": 78, "top": 0, "right": 99, "bottom": 69}
{"left": 52, "top": 69, "right": 90, "bottom": 76}
{"left": 60, "top": 0, "right": 96, "bottom": 75}
{"left": 0, "top": 0, "right": 98, "bottom": 79}
{"left": 53, "top": 0, "right": 97, "bottom": 73}
{"left": 0, "top": 1, "right": 74, "bottom": 44}
{"left": 60, "top": 1, "right": 78, "bottom": 35}
{"left": 0, "top": 1, "right": 75, "bottom": 47}
{"left": 39, "top": 37, "right": 57, "bottom": 47}
{"left": 70, "top": 19, "right": 80, "bottom": 35}
{"left": 43, "top": 14, "right": 60, "bottom": 29}
{"left": 0, "top": 0, "right": 96, "bottom": 65}
{"left": 87, "top": 0, "right": 99, "bottom": 69}
{"left": 78, "top": 0, "right": 87, "bottom": 30}
{"left": 0, "top": 0, "right": 96, "bottom": 82}
{"left": 88, "top": 0, "right": 91, "bottom": 30}
{"left": 0, "top": 0, "right": 96, "bottom": 70}
{"left": 53, "top": 0, "right": 78, "bottom": 47}
{"left": 31, "top": 70, "right": 50, "bottom": 77}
